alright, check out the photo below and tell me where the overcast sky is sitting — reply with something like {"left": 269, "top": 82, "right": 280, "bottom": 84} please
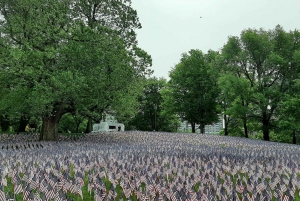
{"left": 131, "top": 0, "right": 300, "bottom": 79}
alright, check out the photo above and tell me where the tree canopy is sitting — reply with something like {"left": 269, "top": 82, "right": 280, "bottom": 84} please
{"left": 0, "top": 0, "right": 152, "bottom": 140}
{"left": 220, "top": 25, "right": 300, "bottom": 141}
{"left": 1, "top": 3, "right": 300, "bottom": 146}
{"left": 126, "top": 77, "right": 180, "bottom": 132}
{"left": 165, "top": 49, "right": 220, "bottom": 133}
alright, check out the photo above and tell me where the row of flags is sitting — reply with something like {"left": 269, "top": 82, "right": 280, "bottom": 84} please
{"left": 0, "top": 131, "right": 300, "bottom": 201}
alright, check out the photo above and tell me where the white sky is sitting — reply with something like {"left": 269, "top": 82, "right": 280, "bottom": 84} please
{"left": 131, "top": 0, "right": 300, "bottom": 79}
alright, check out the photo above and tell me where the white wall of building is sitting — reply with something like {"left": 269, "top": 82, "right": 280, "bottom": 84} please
{"left": 178, "top": 116, "right": 224, "bottom": 134}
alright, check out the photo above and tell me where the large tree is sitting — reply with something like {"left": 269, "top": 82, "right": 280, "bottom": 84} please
{"left": 221, "top": 25, "right": 300, "bottom": 141}
{"left": 166, "top": 49, "right": 220, "bottom": 133}
{"left": 0, "top": 0, "right": 152, "bottom": 140}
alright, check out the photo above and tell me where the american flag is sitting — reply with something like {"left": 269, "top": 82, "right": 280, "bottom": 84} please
{"left": 1, "top": 176, "right": 7, "bottom": 187}
{"left": 0, "top": 183, "right": 5, "bottom": 201}
{"left": 94, "top": 188, "right": 102, "bottom": 201}
{"left": 30, "top": 174, "right": 39, "bottom": 189}
{"left": 13, "top": 175, "right": 23, "bottom": 195}
{"left": 45, "top": 184, "right": 55, "bottom": 200}
{"left": 1, "top": 132, "right": 300, "bottom": 200}
{"left": 22, "top": 184, "right": 30, "bottom": 200}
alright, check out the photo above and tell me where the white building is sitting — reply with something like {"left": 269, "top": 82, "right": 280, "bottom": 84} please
{"left": 92, "top": 114, "right": 125, "bottom": 132}
{"left": 178, "top": 116, "right": 224, "bottom": 134}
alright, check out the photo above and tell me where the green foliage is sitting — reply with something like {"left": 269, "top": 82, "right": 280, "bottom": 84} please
{"left": 0, "top": 0, "right": 152, "bottom": 140}
{"left": 59, "top": 113, "right": 87, "bottom": 133}
{"left": 279, "top": 79, "right": 300, "bottom": 128}
{"left": 270, "top": 131, "right": 293, "bottom": 144}
{"left": 217, "top": 72, "right": 252, "bottom": 137}
{"left": 249, "top": 130, "right": 295, "bottom": 144}
{"left": 1, "top": 1, "right": 300, "bottom": 146}
{"left": 126, "top": 77, "right": 180, "bottom": 132}
{"left": 166, "top": 49, "right": 220, "bottom": 133}
{"left": 219, "top": 25, "right": 300, "bottom": 141}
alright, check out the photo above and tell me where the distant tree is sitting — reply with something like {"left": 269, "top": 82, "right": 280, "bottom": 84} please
{"left": 59, "top": 113, "right": 87, "bottom": 133}
{"left": 166, "top": 49, "right": 220, "bottom": 133}
{"left": 126, "top": 77, "right": 180, "bottom": 132}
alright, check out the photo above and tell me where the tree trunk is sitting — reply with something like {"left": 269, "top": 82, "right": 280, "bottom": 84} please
{"left": 0, "top": 115, "right": 10, "bottom": 132}
{"left": 243, "top": 117, "right": 248, "bottom": 138}
{"left": 241, "top": 100, "right": 249, "bottom": 138}
{"left": 191, "top": 122, "right": 195, "bottom": 133}
{"left": 200, "top": 124, "right": 205, "bottom": 134}
{"left": 39, "top": 114, "right": 63, "bottom": 141}
{"left": 85, "top": 117, "right": 93, "bottom": 133}
{"left": 262, "top": 112, "right": 270, "bottom": 141}
{"left": 224, "top": 114, "right": 229, "bottom": 136}
{"left": 18, "top": 115, "right": 30, "bottom": 134}
{"left": 224, "top": 126, "right": 228, "bottom": 136}
{"left": 75, "top": 123, "right": 80, "bottom": 133}
{"left": 293, "top": 130, "right": 297, "bottom": 144}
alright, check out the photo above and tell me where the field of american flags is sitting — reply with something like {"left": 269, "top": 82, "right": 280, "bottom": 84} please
{"left": 0, "top": 132, "right": 300, "bottom": 201}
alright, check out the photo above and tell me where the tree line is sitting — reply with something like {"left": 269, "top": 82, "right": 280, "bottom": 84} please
{"left": 160, "top": 25, "right": 300, "bottom": 144}
{"left": 126, "top": 25, "right": 300, "bottom": 145}
{"left": 0, "top": 0, "right": 300, "bottom": 144}
{"left": 94, "top": 25, "right": 300, "bottom": 145}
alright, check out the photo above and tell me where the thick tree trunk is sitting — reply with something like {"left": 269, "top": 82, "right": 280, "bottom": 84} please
{"left": 224, "top": 126, "right": 228, "bottom": 136}
{"left": 200, "top": 124, "right": 205, "bottom": 134}
{"left": 262, "top": 112, "right": 270, "bottom": 141}
{"left": 0, "top": 115, "right": 10, "bottom": 132}
{"left": 18, "top": 115, "right": 30, "bottom": 134}
{"left": 224, "top": 114, "right": 229, "bottom": 136}
{"left": 191, "top": 122, "right": 195, "bottom": 133}
{"left": 243, "top": 117, "right": 248, "bottom": 138}
{"left": 39, "top": 114, "right": 63, "bottom": 141}
{"left": 85, "top": 118, "right": 93, "bottom": 133}
{"left": 293, "top": 130, "right": 297, "bottom": 144}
